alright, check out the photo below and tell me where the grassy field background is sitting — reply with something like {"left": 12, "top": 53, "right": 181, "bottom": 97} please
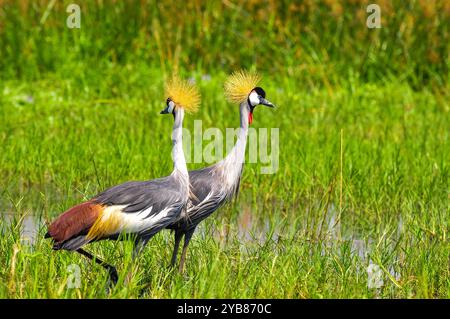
{"left": 0, "top": 0, "right": 449, "bottom": 298}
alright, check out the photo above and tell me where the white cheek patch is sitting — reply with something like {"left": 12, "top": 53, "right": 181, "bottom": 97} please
{"left": 167, "top": 101, "right": 175, "bottom": 113}
{"left": 249, "top": 91, "right": 260, "bottom": 107}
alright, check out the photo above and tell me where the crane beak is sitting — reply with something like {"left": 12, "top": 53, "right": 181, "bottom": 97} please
{"left": 160, "top": 106, "right": 170, "bottom": 114}
{"left": 259, "top": 97, "right": 275, "bottom": 108}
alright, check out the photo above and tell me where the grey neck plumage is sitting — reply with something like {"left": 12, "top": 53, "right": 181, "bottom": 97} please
{"left": 231, "top": 101, "right": 250, "bottom": 164}
{"left": 219, "top": 101, "right": 250, "bottom": 188}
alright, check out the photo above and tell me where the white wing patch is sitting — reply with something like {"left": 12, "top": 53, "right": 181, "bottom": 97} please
{"left": 119, "top": 205, "right": 172, "bottom": 234}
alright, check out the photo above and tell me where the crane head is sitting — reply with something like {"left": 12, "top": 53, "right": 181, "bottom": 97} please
{"left": 160, "top": 98, "right": 176, "bottom": 115}
{"left": 224, "top": 70, "right": 275, "bottom": 125}
{"left": 247, "top": 87, "right": 275, "bottom": 125}
{"left": 161, "top": 76, "right": 200, "bottom": 115}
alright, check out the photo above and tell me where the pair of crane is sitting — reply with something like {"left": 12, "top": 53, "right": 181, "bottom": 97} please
{"left": 45, "top": 70, "right": 275, "bottom": 285}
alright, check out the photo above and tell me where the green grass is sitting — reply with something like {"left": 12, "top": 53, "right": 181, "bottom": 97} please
{"left": 1, "top": 72, "right": 448, "bottom": 298}
{"left": 0, "top": 1, "right": 449, "bottom": 298}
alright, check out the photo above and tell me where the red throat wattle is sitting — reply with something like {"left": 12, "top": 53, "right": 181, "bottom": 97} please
{"left": 248, "top": 112, "right": 253, "bottom": 125}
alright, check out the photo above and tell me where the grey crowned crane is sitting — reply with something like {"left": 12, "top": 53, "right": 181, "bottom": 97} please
{"left": 168, "top": 70, "right": 275, "bottom": 272}
{"left": 45, "top": 77, "right": 200, "bottom": 284}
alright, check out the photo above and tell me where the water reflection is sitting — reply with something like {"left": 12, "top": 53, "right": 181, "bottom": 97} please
{"left": 1, "top": 204, "right": 404, "bottom": 284}
{"left": 1, "top": 213, "right": 41, "bottom": 246}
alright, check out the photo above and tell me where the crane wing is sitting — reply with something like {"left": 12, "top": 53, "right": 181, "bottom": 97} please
{"left": 94, "top": 177, "right": 182, "bottom": 215}
{"left": 47, "top": 175, "right": 187, "bottom": 250}
{"left": 91, "top": 176, "right": 186, "bottom": 238}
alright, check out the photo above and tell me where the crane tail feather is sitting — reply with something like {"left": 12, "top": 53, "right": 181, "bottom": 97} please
{"left": 46, "top": 201, "right": 103, "bottom": 250}
{"left": 53, "top": 236, "right": 90, "bottom": 251}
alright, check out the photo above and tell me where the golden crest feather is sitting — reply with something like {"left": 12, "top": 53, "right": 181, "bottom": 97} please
{"left": 165, "top": 76, "right": 200, "bottom": 113}
{"left": 224, "top": 70, "right": 262, "bottom": 103}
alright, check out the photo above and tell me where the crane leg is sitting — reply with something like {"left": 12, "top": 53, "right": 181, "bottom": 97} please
{"left": 179, "top": 228, "right": 195, "bottom": 273}
{"left": 76, "top": 248, "right": 118, "bottom": 285}
{"left": 132, "top": 237, "right": 149, "bottom": 260}
{"left": 170, "top": 230, "right": 183, "bottom": 267}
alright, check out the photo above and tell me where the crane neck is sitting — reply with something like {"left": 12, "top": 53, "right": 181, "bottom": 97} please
{"left": 171, "top": 108, "right": 188, "bottom": 179}
{"left": 226, "top": 101, "right": 250, "bottom": 165}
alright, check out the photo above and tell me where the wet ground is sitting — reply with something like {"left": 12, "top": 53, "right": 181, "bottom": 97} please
{"left": 0, "top": 206, "right": 402, "bottom": 282}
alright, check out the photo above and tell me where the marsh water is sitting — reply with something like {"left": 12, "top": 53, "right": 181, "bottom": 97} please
{"left": 0, "top": 205, "right": 402, "bottom": 281}
{"left": 1, "top": 212, "right": 42, "bottom": 246}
